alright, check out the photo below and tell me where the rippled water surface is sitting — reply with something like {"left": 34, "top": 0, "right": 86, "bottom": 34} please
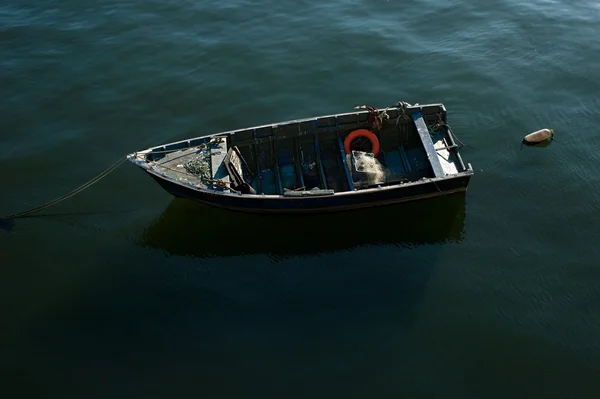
{"left": 2, "top": 1, "right": 600, "bottom": 397}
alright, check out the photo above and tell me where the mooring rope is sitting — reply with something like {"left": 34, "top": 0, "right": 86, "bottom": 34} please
{"left": 0, "top": 156, "right": 127, "bottom": 221}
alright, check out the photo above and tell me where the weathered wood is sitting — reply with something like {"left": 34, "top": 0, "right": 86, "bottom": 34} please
{"left": 336, "top": 114, "right": 359, "bottom": 125}
{"left": 272, "top": 140, "right": 283, "bottom": 194}
{"left": 313, "top": 133, "right": 328, "bottom": 190}
{"left": 233, "top": 120, "right": 371, "bottom": 148}
{"left": 251, "top": 144, "right": 262, "bottom": 194}
{"left": 211, "top": 139, "right": 230, "bottom": 189}
{"left": 386, "top": 109, "right": 399, "bottom": 119}
{"left": 337, "top": 133, "right": 355, "bottom": 190}
{"left": 232, "top": 129, "right": 253, "bottom": 142}
{"left": 444, "top": 126, "right": 467, "bottom": 172}
{"left": 317, "top": 116, "right": 336, "bottom": 127}
{"left": 432, "top": 138, "right": 459, "bottom": 175}
{"left": 273, "top": 124, "right": 299, "bottom": 138}
{"left": 435, "top": 144, "right": 459, "bottom": 151}
{"left": 399, "top": 146, "right": 411, "bottom": 172}
{"left": 293, "top": 137, "right": 305, "bottom": 189}
{"left": 130, "top": 102, "right": 474, "bottom": 212}
{"left": 412, "top": 112, "right": 446, "bottom": 178}
{"left": 249, "top": 129, "right": 263, "bottom": 194}
{"left": 255, "top": 126, "right": 272, "bottom": 138}
{"left": 407, "top": 104, "right": 446, "bottom": 116}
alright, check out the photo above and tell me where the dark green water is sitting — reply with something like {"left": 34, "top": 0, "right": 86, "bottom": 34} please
{"left": 2, "top": 1, "right": 600, "bottom": 397}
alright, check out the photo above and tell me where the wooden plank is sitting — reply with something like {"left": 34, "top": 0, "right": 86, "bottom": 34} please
{"left": 431, "top": 135, "right": 459, "bottom": 175}
{"left": 293, "top": 137, "right": 305, "bottom": 189}
{"left": 211, "top": 139, "right": 230, "bottom": 189}
{"left": 272, "top": 140, "right": 283, "bottom": 194}
{"left": 445, "top": 125, "right": 468, "bottom": 172}
{"left": 414, "top": 104, "right": 445, "bottom": 116}
{"left": 399, "top": 146, "right": 411, "bottom": 172}
{"left": 313, "top": 133, "right": 328, "bottom": 190}
{"left": 255, "top": 126, "right": 272, "bottom": 138}
{"left": 233, "top": 121, "right": 371, "bottom": 148}
{"left": 232, "top": 129, "right": 253, "bottom": 142}
{"left": 336, "top": 114, "right": 359, "bottom": 124}
{"left": 337, "top": 133, "right": 355, "bottom": 190}
{"left": 412, "top": 112, "right": 446, "bottom": 178}
{"left": 317, "top": 116, "right": 336, "bottom": 127}
{"left": 250, "top": 145, "right": 263, "bottom": 193}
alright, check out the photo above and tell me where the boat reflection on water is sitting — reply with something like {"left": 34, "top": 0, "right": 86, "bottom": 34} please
{"left": 135, "top": 195, "right": 467, "bottom": 339}
{"left": 139, "top": 193, "right": 467, "bottom": 260}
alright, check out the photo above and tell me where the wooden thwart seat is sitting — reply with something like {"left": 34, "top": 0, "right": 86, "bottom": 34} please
{"left": 223, "top": 146, "right": 256, "bottom": 194}
{"left": 411, "top": 112, "right": 446, "bottom": 178}
{"left": 211, "top": 138, "right": 230, "bottom": 184}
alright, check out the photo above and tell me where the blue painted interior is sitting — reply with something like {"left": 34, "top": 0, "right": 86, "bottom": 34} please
{"left": 276, "top": 143, "right": 299, "bottom": 190}
{"left": 313, "top": 134, "right": 328, "bottom": 190}
{"left": 399, "top": 147, "right": 412, "bottom": 172}
{"left": 260, "top": 168, "right": 277, "bottom": 195}
{"left": 337, "top": 133, "right": 355, "bottom": 191}
{"left": 383, "top": 150, "right": 405, "bottom": 181}
{"left": 272, "top": 149, "right": 283, "bottom": 194}
{"left": 299, "top": 141, "right": 321, "bottom": 189}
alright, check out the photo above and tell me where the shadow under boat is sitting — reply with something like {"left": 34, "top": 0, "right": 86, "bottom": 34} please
{"left": 139, "top": 193, "right": 467, "bottom": 260}
{"left": 4, "top": 194, "right": 467, "bottom": 385}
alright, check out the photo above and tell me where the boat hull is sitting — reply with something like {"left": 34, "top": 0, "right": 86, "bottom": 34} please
{"left": 143, "top": 168, "right": 472, "bottom": 213}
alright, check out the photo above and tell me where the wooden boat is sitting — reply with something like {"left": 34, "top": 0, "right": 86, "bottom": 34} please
{"left": 127, "top": 102, "right": 474, "bottom": 213}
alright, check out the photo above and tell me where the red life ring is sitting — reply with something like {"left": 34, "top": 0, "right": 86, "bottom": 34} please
{"left": 343, "top": 129, "right": 380, "bottom": 157}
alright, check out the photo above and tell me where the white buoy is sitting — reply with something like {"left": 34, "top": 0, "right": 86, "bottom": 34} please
{"left": 523, "top": 128, "right": 554, "bottom": 144}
